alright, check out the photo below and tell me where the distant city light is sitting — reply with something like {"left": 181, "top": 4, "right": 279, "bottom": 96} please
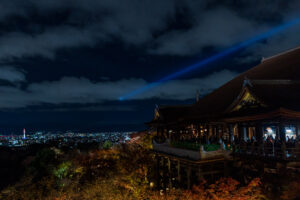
{"left": 119, "top": 16, "right": 300, "bottom": 101}
{"left": 23, "top": 128, "right": 26, "bottom": 140}
{"left": 0, "top": 130, "right": 136, "bottom": 147}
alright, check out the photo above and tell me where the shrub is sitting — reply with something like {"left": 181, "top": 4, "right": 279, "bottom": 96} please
{"left": 102, "top": 140, "right": 113, "bottom": 149}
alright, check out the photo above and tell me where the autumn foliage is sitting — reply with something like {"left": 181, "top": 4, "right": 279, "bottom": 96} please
{"left": 147, "top": 177, "right": 266, "bottom": 200}
{"left": 0, "top": 135, "right": 269, "bottom": 200}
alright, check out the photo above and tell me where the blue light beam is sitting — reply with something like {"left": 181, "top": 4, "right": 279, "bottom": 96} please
{"left": 119, "top": 17, "right": 300, "bottom": 101}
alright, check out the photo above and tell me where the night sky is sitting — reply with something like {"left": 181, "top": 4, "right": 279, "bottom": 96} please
{"left": 0, "top": 0, "right": 300, "bottom": 132}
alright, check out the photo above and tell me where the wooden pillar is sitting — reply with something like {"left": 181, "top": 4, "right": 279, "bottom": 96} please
{"left": 279, "top": 123, "right": 286, "bottom": 143}
{"left": 279, "top": 123, "right": 286, "bottom": 159}
{"left": 220, "top": 125, "right": 224, "bottom": 140}
{"left": 255, "top": 124, "right": 263, "bottom": 143}
{"left": 196, "top": 124, "right": 200, "bottom": 143}
{"left": 217, "top": 125, "right": 221, "bottom": 140}
{"left": 163, "top": 128, "right": 167, "bottom": 140}
{"left": 187, "top": 167, "right": 191, "bottom": 189}
{"left": 238, "top": 124, "right": 245, "bottom": 153}
{"left": 162, "top": 157, "right": 167, "bottom": 189}
{"left": 238, "top": 124, "right": 243, "bottom": 141}
{"left": 197, "top": 167, "right": 203, "bottom": 183}
{"left": 229, "top": 124, "right": 233, "bottom": 144}
{"left": 156, "top": 155, "right": 160, "bottom": 189}
{"left": 177, "top": 160, "right": 181, "bottom": 186}
{"left": 214, "top": 126, "right": 217, "bottom": 139}
{"left": 223, "top": 161, "right": 229, "bottom": 177}
{"left": 167, "top": 158, "right": 172, "bottom": 189}
{"left": 175, "top": 129, "right": 179, "bottom": 141}
{"left": 208, "top": 125, "right": 213, "bottom": 144}
{"left": 243, "top": 126, "right": 248, "bottom": 141}
{"left": 255, "top": 124, "right": 264, "bottom": 155}
{"left": 158, "top": 127, "right": 164, "bottom": 142}
{"left": 202, "top": 124, "right": 205, "bottom": 143}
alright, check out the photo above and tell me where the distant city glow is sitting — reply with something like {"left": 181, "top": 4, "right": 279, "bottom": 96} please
{"left": 119, "top": 16, "right": 300, "bottom": 101}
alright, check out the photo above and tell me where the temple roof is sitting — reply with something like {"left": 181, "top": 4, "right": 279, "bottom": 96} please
{"left": 149, "top": 47, "right": 300, "bottom": 125}
{"left": 194, "top": 47, "right": 300, "bottom": 115}
{"left": 248, "top": 81, "right": 300, "bottom": 111}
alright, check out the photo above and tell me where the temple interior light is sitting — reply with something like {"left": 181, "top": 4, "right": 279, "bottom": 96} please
{"left": 285, "top": 128, "right": 292, "bottom": 134}
{"left": 266, "top": 127, "right": 273, "bottom": 133}
{"left": 264, "top": 127, "right": 276, "bottom": 139}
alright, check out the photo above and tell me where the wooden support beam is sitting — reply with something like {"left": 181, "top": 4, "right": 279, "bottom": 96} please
{"left": 162, "top": 157, "right": 167, "bottom": 189}
{"left": 167, "top": 158, "right": 172, "bottom": 189}
{"left": 198, "top": 167, "right": 203, "bottom": 183}
{"left": 177, "top": 160, "right": 181, "bottom": 186}
{"left": 187, "top": 167, "right": 191, "bottom": 189}
{"left": 156, "top": 155, "right": 160, "bottom": 189}
{"left": 279, "top": 123, "right": 286, "bottom": 143}
{"left": 229, "top": 124, "right": 233, "bottom": 144}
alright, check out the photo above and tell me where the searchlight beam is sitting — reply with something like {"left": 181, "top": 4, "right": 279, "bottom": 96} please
{"left": 119, "top": 17, "right": 300, "bottom": 101}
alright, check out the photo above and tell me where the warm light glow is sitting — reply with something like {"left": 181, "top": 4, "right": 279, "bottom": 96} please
{"left": 150, "top": 182, "right": 154, "bottom": 188}
{"left": 264, "top": 127, "right": 276, "bottom": 139}
{"left": 266, "top": 127, "right": 273, "bottom": 134}
{"left": 286, "top": 129, "right": 292, "bottom": 134}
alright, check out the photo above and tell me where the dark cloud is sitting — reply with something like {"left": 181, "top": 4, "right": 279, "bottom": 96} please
{"left": 0, "top": 0, "right": 177, "bottom": 60}
{"left": 149, "top": 8, "right": 265, "bottom": 56}
{"left": 33, "top": 105, "right": 137, "bottom": 112}
{"left": 0, "top": 25, "right": 106, "bottom": 60}
{"left": 0, "top": 66, "right": 26, "bottom": 83}
{"left": 150, "top": 1, "right": 300, "bottom": 56}
{"left": 0, "top": 70, "right": 237, "bottom": 109}
{"left": 0, "top": 0, "right": 298, "bottom": 112}
{"left": 0, "top": 0, "right": 299, "bottom": 60}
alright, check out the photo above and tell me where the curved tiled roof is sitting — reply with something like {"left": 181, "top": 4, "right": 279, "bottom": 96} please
{"left": 150, "top": 47, "right": 300, "bottom": 125}
{"left": 194, "top": 47, "right": 300, "bottom": 115}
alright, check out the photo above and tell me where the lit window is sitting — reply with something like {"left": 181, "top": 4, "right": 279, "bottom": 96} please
{"left": 264, "top": 127, "right": 276, "bottom": 139}
{"left": 285, "top": 127, "right": 296, "bottom": 139}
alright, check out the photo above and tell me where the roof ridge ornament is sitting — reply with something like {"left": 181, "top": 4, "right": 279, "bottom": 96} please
{"left": 243, "top": 77, "right": 253, "bottom": 87}
{"left": 154, "top": 104, "right": 160, "bottom": 120}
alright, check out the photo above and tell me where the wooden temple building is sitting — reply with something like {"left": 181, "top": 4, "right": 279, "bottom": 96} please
{"left": 147, "top": 47, "right": 300, "bottom": 189}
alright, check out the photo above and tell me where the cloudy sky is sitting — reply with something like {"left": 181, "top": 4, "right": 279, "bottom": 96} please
{"left": 0, "top": 0, "right": 300, "bottom": 132}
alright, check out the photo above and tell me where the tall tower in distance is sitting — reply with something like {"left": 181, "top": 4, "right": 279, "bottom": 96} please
{"left": 196, "top": 89, "right": 200, "bottom": 103}
{"left": 23, "top": 128, "right": 26, "bottom": 139}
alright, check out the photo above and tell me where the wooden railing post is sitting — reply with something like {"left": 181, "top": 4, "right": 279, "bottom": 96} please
{"left": 167, "top": 158, "right": 172, "bottom": 189}
{"left": 187, "top": 167, "right": 191, "bottom": 190}
{"left": 282, "top": 142, "right": 286, "bottom": 160}
{"left": 177, "top": 160, "right": 181, "bottom": 186}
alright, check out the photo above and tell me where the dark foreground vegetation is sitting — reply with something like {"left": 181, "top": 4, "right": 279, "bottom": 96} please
{"left": 0, "top": 135, "right": 299, "bottom": 200}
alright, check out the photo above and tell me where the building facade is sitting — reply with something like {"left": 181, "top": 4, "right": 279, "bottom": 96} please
{"left": 148, "top": 47, "right": 300, "bottom": 189}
